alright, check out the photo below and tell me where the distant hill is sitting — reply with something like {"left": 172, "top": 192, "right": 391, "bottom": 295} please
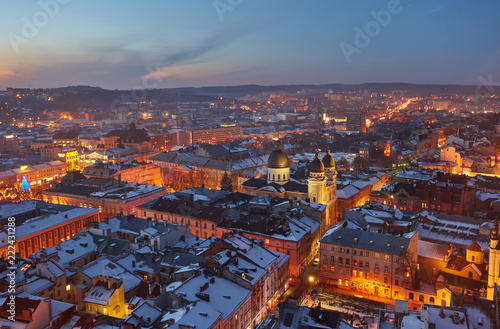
{"left": 40, "top": 83, "right": 483, "bottom": 109}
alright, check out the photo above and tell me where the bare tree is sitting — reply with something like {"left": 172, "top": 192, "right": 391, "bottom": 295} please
{"left": 399, "top": 249, "right": 420, "bottom": 291}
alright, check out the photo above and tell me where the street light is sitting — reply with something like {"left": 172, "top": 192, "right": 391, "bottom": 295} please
{"left": 309, "top": 276, "right": 314, "bottom": 283}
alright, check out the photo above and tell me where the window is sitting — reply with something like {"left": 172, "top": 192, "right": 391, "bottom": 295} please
{"left": 359, "top": 251, "right": 363, "bottom": 256}
{"left": 338, "top": 279, "right": 342, "bottom": 286}
{"left": 468, "top": 271, "right": 472, "bottom": 278}
{"left": 366, "top": 252, "right": 369, "bottom": 257}
{"left": 330, "top": 256, "right": 335, "bottom": 263}
{"left": 339, "top": 268, "right": 343, "bottom": 275}
{"left": 353, "top": 270, "right": 357, "bottom": 277}
{"left": 339, "top": 248, "right": 344, "bottom": 253}
{"left": 442, "top": 292, "right": 446, "bottom": 298}
{"left": 395, "top": 268, "right": 399, "bottom": 275}
{"left": 365, "top": 262, "right": 369, "bottom": 269}
{"left": 419, "top": 295, "right": 424, "bottom": 302}
{"left": 384, "top": 277, "right": 388, "bottom": 284}
{"left": 395, "top": 279, "right": 399, "bottom": 286}
{"left": 345, "top": 269, "right": 350, "bottom": 276}
{"left": 384, "top": 266, "right": 389, "bottom": 273}
{"left": 375, "top": 253, "right": 380, "bottom": 259}
{"left": 375, "top": 264, "right": 379, "bottom": 271}
{"left": 353, "top": 249, "right": 357, "bottom": 255}
{"left": 331, "top": 246, "right": 335, "bottom": 251}
{"left": 66, "top": 284, "right": 70, "bottom": 291}
{"left": 345, "top": 259, "right": 350, "bottom": 265}
{"left": 330, "top": 266, "right": 335, "bottom": 272}
{"left": 430, "top": 297, "right": 435, "bottom": 304}
{"left": 338, "top": 257, "right": 343, "bottom": 264}
{"left": 385, "top": 255, "right": 390, "bottom": 261}
{"left": 359, "top": 261, "right": 363, "bottom": 267}
{"left": 395, "top": 257, "right": 399, "bottom": 264}
{"left": 346, "top": 249, "right": 350, "bottom": 254}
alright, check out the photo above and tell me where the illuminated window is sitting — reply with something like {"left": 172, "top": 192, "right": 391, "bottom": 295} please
{"left": 385, "top": 255, "right": 390, "bottom": 261}
{"left": 330, "top": 266, "right": 334, "bottom": 272}
{"left": 66, "top": 284, "right": 71, "bottom": 291}
{"left": 338, "top": 279, "right": 342, "bottom": 286}
{"left": 375, "top": 253, "right": 380, "bottom": 259}
{"left": 353, "top": 270, "right": 357, "bottom": 277}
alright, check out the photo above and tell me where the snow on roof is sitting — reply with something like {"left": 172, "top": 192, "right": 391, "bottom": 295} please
{"left": 26, "top": 278, "right": 53, "bottom": 295}
{"left": 174, "top": 275, "right": 251, "bottom": 321}
{"left": 126, "top": 301, "right": 162, "bottom": 325}
{"left": 17, "top": 208, "right": 99, "bottom": 239}
{"left": 16, "top": 292, "right": 74, "bottom": 322}
{"left": 418, "top": 240, "right": 449, "bottom": 261}
{"left": 84, "top": 284, "right": 114, "bottom": 305}
{"left": 43, "top": 232, "right": 98, "bottom": 267}
{"left": 81, "top": 258, "right": 141, "bottom": 293}
{"left": 172, "top": 302, "right": 222, "bottom": 329}
{"left": 336, "top": 185, "right": 360, "bottom": 199}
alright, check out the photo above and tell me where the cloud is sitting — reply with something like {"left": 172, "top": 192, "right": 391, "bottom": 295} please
{"left": 429, "top": 6, "right": 445, "bottom": 13}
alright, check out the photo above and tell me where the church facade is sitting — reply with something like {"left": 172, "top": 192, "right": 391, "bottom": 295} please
{"left": 242, "top": 141, "right": 337, "bottom": 230}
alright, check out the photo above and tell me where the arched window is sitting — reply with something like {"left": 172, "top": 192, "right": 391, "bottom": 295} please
{"left": 278, "top": 174, "right": 280, "bottom": 180}
{"left": 409, "top": 292, "right": 414, "bottom": 300}
{"left": 429, "top": 297, "right": 435, "bottom": 304}
{"left": 419, "top": 295, "right": 424, "bottom": 302}
{"left": 468, "top": 271, "right": 473, "bottom": 278}
{"left": 273, "top": 174, "right": 275, "bottom": 180}
{"left": 471, "top": 256, "right": 475, "bottom": 262}
{"left": 442, "top": 292, "right": 446, "bottom": 298}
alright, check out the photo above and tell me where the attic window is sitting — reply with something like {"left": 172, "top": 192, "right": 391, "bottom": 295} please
{"left": 354, "top": 238, "right": 358, "bottom": 242}
{"left": 337, "top": 236, "right": 342, "bottom": 240}
{"left": 386, "top": 244, "right": 391, "bottom": 248}
{"left": 370, "top": 241, "right": 373, "bottom": 244}
{"left": 223, "top": 295, "right": 231, "bottom": 299}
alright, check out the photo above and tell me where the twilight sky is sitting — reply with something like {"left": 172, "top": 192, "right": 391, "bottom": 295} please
{"left": 1, "top": 0, "right": 499, "bottom": 89}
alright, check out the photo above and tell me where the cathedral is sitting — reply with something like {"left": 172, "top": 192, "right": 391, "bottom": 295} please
{"left": 242, "top": 140, "right": 337, "bottom": 227}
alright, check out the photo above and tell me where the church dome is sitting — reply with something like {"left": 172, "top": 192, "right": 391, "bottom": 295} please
{"left": 309, "top": 152, "right": 324, "bottom": 173}
{"left": 268, "top": 140, "right": 289, "bottom": 168}
{"left": 322, "top": 148, "right": 335, "bottom": 168}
